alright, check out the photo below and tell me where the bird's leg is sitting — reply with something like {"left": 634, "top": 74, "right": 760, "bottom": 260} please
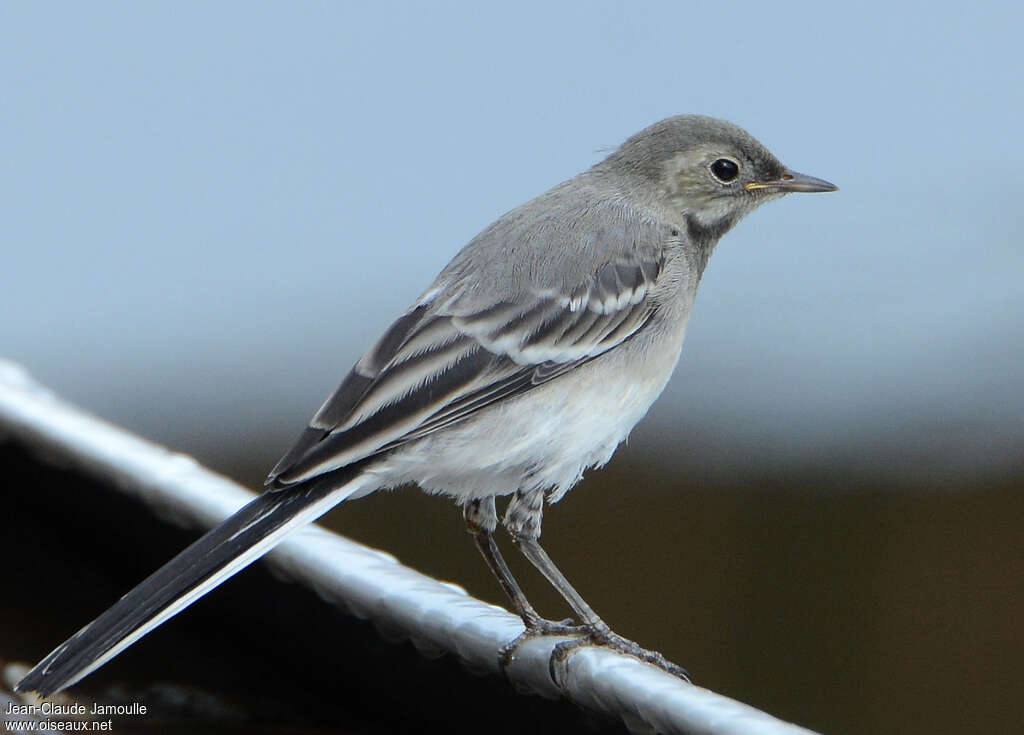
{"left": 463, "top": 497, "right": 584, "bottom": 670}
{"left": 505, "top": 489, "right": 690, "bottom": 684}
{"left": 464, "top": 497, "right": 547, "bottom": 627}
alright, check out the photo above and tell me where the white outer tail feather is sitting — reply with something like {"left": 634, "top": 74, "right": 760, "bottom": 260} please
{"left": 19, "top": 472, "right": 370, "bottom": 695}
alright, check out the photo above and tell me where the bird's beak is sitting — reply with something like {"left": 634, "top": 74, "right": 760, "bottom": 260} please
{"left": 745, "top": 169, "right": 838, "bottom": 193}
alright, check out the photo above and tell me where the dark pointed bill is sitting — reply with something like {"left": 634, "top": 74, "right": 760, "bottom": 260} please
{"left": 746, "top": 169, "right": 838, "bottom": 193}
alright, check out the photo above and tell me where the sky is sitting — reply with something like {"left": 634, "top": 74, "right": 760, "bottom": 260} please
{"left": 2, "top": 1, "right": 1021, "bottom": 484}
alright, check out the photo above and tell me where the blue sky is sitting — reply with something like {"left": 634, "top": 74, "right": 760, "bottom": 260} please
{"left": 3, "top": 2, "right": 1021, "bottom": 482}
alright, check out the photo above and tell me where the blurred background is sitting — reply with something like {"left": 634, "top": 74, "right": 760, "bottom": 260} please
{"left": 2, "top": 2, "right": 1021, "bottom": 734}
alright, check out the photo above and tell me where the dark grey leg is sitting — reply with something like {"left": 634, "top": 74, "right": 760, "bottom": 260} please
{"left": 514, "top": 535, "right": 608, "bottom": 632}
{"left": 463, "top": 497, "right": 582, "bottom": 633}
{"left": 464, "top": 497, "right": 544, "bottom": 626}
{"left": 505, "top": 489, "right": 690, "bottom": 683}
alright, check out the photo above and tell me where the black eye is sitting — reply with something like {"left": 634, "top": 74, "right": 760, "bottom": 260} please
{"left": 710, "top": 158, "right": 740, "bottom": 183}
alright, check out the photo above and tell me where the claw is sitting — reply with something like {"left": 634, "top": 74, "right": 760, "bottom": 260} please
{"left": 498, "top": 617, "right": 587, "bottom": 676}
{"left": 548, "top": 627, "right": 690, "bottom": 688}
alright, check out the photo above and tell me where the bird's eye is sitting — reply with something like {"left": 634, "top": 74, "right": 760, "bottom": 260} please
{"left": 710, "top": 158, "right": 740, "bottom": 183}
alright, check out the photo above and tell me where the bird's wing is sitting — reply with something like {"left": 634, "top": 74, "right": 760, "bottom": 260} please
{"left": 267, "top": 251, "right": 664, "bottom": 486}
{"left": 17, "top": 249, "right": 666, "bottom": 697}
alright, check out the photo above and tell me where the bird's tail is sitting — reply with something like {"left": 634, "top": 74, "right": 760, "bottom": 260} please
{"left": 16, "top": 466, "right": 369, "bottom": 697}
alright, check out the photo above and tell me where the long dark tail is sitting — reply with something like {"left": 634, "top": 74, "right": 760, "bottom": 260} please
{"left": 17, "top": 467, "right": 369, "bottom": 697}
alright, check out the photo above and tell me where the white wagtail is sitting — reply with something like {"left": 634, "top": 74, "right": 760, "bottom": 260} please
{"left": 18, "top": 115, "right": 836, "bottom": 695}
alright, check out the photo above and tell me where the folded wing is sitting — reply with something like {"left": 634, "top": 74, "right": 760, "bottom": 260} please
{"left": 267, "top": 254, "right": 664, "bottom": 487}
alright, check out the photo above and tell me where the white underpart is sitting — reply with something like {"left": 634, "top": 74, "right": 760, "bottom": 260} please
{"left": 380, "top": 306, "right": 690, "bottom": 503}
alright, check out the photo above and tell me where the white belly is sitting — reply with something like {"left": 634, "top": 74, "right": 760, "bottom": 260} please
{"left": 375, "top": 313, "right": 688, "bottom": 504}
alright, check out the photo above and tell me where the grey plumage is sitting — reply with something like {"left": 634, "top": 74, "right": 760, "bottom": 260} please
{"left": 18, "top": 115, "right": 836, "bottom": 696}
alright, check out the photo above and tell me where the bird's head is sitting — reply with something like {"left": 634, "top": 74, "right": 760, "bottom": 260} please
{"left": 602, "top": 115, "right": 837, "bottom": 239}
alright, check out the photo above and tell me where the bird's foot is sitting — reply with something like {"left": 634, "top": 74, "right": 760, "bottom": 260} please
{"left": 550, "top": 626, "right": 690, "bottom": 686}
{"left": 499, "top": 617, "right": 587, "bottom": 675}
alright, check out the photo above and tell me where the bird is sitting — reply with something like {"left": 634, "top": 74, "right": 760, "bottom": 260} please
{"left": 17, "top": 115, "right": 837, "bottom": 696}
